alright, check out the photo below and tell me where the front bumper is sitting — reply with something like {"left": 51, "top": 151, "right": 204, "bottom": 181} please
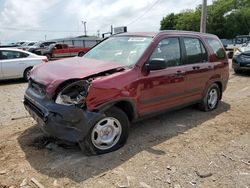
{"left": 232, "top": 56, "right": 250, "bottom": 70}
{"left": 23, "top": 86, "right": 104, "bottom": 142}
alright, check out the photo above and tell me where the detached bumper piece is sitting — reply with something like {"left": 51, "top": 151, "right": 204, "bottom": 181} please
{"left": 23, "top": 87, "right": 104, "bottom": 143}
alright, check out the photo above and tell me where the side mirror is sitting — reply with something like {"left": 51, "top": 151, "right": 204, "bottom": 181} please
{"left": 145, "top": 58, "right": 167, "bottom": 71}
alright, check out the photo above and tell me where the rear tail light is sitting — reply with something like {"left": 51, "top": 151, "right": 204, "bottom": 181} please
{"left": 42, "top": 58, "right": 48, "bottom": 63}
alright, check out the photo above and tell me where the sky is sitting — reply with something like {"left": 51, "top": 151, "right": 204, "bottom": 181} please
{"left": 0, "top": 0, "right": 213, "bottom": 44}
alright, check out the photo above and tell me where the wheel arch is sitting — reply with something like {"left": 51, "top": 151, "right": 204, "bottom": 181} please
{"left": 214, "top": 81, "right": 223, "bottom": 100}
{"left": 96, "top": 99, "right": 138, "bottom": 122}
{"left": 204, "top": 79, "right": 223, "bottom": 100}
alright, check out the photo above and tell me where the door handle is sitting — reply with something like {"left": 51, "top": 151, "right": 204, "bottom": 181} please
{"left": 192, "top": 66, "right": 200, "bottom": 70}
{"left": 176, "top": 70, "right": 185, "bottom": 76}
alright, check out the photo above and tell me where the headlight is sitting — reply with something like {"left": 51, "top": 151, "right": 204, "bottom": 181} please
{"left": 55, "top": 80, "right": 89, "bottom": 106}
{"left": 234, "top": 50, "right": 241, "bottom": 56}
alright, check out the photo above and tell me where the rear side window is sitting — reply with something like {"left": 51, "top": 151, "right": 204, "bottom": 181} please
{"left": 0, "top": 50, "right": 29, "bottom": 59}
{"left": 184, "top": 38, "right": 208, "bottom": 64}
{"left": 150, "top": 37, "right": 181, "bottom": 67}
{"left": 206, "top": 38, "right": 225, "bottom": 59}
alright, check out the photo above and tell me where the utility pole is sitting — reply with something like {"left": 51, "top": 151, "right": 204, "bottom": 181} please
{"left": 81, "top": 21, "right": 87, "bottom": 36}
{"left": 44, "top": 35, "right": 47, "bottom": 41}
{"left": 200, "top": 0, "right": 207, "bottom": 33}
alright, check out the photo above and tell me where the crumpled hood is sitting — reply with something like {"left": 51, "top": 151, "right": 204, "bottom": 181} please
{"left": 30, "top": 56, "right": 123, "bottom": 95}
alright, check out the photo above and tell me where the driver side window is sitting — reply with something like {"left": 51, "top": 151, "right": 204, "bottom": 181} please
{"left": 150, "top": 37, "right": 181, "bottom": 67}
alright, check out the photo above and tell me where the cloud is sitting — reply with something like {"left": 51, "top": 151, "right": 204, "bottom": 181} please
{"left": 0, "top": 0, "right": 59, "bottom": 42}
{"left": 0, "top": 0, "right": 213, "bottom": 43}
{"left": 65, "top": 0, "right": 213, "bottom": 34}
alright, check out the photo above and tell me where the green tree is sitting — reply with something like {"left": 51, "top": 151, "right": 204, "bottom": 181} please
{"left": 175, "top": 9, "right": 200, "bottom": 31}
{"left": 160, "top": 13, "right": 177, "bottom": 30}
{"left": 160, "top": 0, "right": 250, "bottom": 38}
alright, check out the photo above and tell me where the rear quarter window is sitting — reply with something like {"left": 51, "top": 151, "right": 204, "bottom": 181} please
{"left": 183, "top": 37, "right": 208, "bottom": 64}
{"left": 206, "top": 38, "right": 225, "bottom": 59}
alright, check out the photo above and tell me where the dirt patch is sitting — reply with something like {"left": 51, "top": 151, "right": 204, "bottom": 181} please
{"left": 0, "top": 63, "right": 249, "bottom": 188}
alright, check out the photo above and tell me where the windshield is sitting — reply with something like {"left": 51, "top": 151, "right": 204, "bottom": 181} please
{"left": 33, "top": 42, "right": 42, "bottom": 47}
{"left": 84, "top": 36, "right": 152, "bottom": 66}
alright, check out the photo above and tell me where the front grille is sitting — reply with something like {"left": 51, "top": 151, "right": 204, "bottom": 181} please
{"left": 29, "top": 79, "right": 46, "bottom": 96}
{"left": 24, "top": 98, "right": 44, "bottom": 120}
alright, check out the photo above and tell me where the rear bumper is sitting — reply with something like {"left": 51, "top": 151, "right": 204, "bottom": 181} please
{"left": 23, "top": 87, "right": 104, "bottom": 142}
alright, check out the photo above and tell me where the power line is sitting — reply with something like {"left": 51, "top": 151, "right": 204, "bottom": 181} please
{"left": 126, "top": 0, "right": 162, "bottom": 26}
{"left": 0, "top": 27, "right": 96, "bottom": 33}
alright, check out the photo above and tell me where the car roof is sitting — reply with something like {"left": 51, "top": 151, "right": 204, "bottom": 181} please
{"left": 0, "top": 48, "right": 38, "bottom": 55}
{"left": 116, "top": 30, "right": 217, "bottom": 38}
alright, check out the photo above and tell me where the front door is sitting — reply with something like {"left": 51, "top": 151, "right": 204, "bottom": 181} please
{"left": 0, "top": 50, "right": 24, "bottom": 78}
{"left": 138, "top": 37, "right": 188, "bottom": 115}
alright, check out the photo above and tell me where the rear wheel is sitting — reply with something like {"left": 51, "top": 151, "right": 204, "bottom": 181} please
{"left": 23, "top": 67, "right": 32, "bottom": 81}
{"left": 199, "top": 83, "right": 220, "bottom": 111}
{"left": 78, "top": 52, "right": 85, "bottom": 57}
{"left": 79, "top": 107, "right": 129, "bottom": 155}
{"left": 45, "top": 54, "right": 51, "bottom": 61}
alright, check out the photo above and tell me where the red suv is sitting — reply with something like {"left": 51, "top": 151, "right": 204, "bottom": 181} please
{"left": 24, "top": 31, "right": 229, "bottom": 155}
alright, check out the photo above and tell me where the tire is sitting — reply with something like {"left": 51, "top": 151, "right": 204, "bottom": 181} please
{"left": 227, "top": 52, "right": 233, "bottom": 59}
{"left": 199, "top": 83, "right": 220, "bottom": 112}
{"left": 234, "top": 68, "right": 242, "bottom": 74}
{"left": 23, "top": 67, "right": 32, "bottom": 81}
{"left": 45, "top": 54, "right": 51, "bottom": 61}
{"left": 78, "top": 52, "right": 85, "bottom": 57}
{"left": 79, "top": 107, "right": 129, "bottom": 155}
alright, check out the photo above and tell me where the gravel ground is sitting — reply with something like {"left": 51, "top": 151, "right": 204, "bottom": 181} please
{"left": 0, "top": 61, "right": 249, "bottom": 188}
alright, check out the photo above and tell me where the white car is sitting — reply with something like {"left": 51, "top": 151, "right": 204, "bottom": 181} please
{"left": 0, "top": 48, "right": 48, "bottom": 81}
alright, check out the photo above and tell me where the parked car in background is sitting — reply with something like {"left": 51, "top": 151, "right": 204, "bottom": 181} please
{"left": 0, "top": 48, "right": 47, "bottom": 81}
{"left": 232, "top": 42, "right": 250, "bottom": 73}
{"left": 20, "top": 42, "right": 37, "bottom": 51}
{"left": 28, "top": 41, "right": 56, "bottom": 53}
{"left": 225, "top": 35, "right": 250, "bottom": 58}
{"left": 0, "top": 41, "right": 27, "bottom": 48}
{"left": 41, "top": 43, "right": 91, "bottom": 60}
{"left": 24, "top": 31, "right": 229, "bottom": 155}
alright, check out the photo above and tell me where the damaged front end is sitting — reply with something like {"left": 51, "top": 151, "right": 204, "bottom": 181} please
{"left": 55, "top": 80, "right": 90, "bottom": 107}
{"left": 23, "top": 79, "right": 104, "bottom": 143}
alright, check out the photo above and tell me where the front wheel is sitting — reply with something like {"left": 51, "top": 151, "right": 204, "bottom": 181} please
{"left": 78, "top": 52, "right": 85, "bottom": 57}
{"left": 23, "top": 67, "right": 32, "bottom": 81}
{"left": 199, "top": 83, "right": 220, "bottom": 111}
{"left": 79, "top": 107, "right": 129, "bottom": 155}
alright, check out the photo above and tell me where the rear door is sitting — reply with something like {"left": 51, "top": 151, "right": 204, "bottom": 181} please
{"left": 138, "top": 37, "right": 188, "bottom": 115}
{"left": 181, "top": 37, "right": 213, "bottom": 101}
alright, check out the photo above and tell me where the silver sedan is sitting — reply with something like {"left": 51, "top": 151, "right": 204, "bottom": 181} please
{"left": 0, "top": 48, "right": 47, "bottom": 81}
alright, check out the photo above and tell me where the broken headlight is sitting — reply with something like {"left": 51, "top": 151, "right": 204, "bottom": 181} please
{"left": 55, "top": 80, "right": 89, "bottom": 106}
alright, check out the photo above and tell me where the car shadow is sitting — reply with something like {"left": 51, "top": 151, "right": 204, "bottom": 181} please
{"left": 233, "top": 71, "right": 250, "bottom": 77}
{"left": 0, "top": 78, "right": 26, "bottom": 85}
{"left": 17, "top": 101, "right": 230, "bottom": 183}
